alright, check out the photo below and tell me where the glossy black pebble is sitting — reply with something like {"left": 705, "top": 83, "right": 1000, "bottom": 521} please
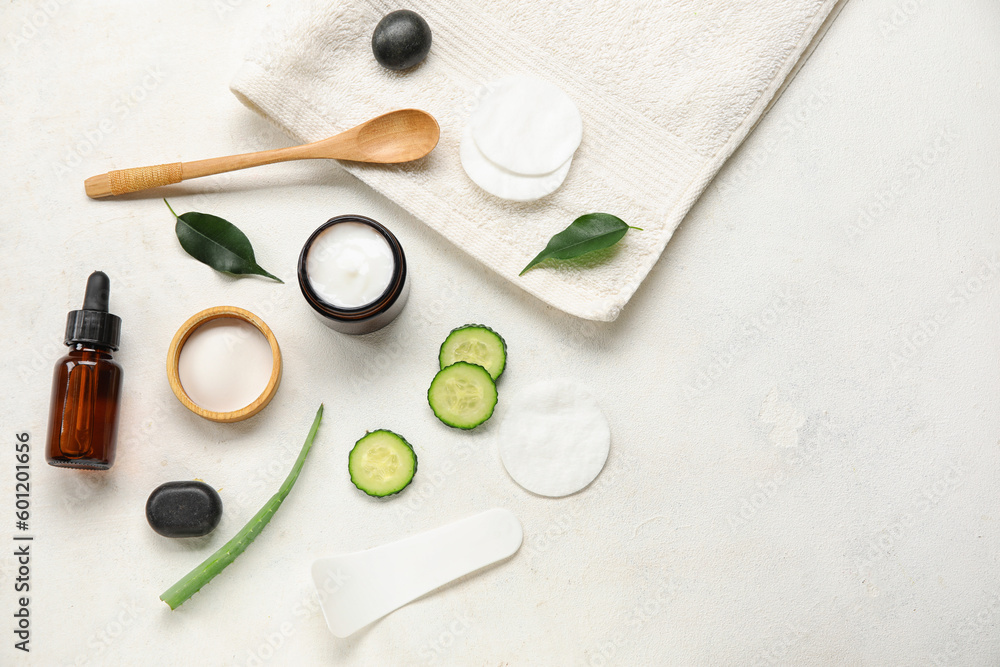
{"left": 146, "top": 481, "right": 223, "bottom": 538}
{"left": 372, "top": 10, "right": 432, "bottom": 71}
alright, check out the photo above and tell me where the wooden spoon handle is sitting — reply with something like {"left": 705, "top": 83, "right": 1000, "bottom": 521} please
{"left": 85, "top": 162, "right": 184, "bottom": 198}
{"left": 84, "top": 145, "right": 311, "bottom": 199}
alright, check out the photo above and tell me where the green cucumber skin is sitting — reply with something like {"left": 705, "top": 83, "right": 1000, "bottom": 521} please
{"left": 348, "top": 429, "right": 417, "bottom": 498}
{"left": 427, "top": 361, "right": 499, "bottom": 430}
{"left": 438, "top": 324, "right": 508, "bottom": 380}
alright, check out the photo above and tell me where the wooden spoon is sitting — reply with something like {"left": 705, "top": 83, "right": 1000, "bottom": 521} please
{"left": 84, "top": 109, "right": 440, "bottom": 199}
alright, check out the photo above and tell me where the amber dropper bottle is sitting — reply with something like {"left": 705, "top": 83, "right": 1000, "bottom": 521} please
{"left": 46, "top": 271, "right": 124, "bottom": 470}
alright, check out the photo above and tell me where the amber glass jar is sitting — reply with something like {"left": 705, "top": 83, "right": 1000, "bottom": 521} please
{"left": 297, "top": 215, "right": 410, "bottom": 335}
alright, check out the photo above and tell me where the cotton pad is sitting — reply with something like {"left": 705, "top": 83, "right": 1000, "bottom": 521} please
{"left": 497, "top": 380, "right": 610, "bottom": 497}
{"left": 470, "top": 76, "right": 583, "bottom": 176}
{"left": 460, "top": 126, "right": 572, "bottom": 202}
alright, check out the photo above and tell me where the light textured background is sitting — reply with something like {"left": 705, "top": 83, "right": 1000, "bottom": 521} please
{"left": 1, "top": 0, "right": 998, "bottom": 665}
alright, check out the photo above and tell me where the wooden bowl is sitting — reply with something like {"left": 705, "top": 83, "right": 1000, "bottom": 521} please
{"left": 166, "top": 306, "right": 282, "bottom": 423}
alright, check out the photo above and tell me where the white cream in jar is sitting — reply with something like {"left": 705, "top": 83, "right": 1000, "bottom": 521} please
{"left": 177, "top": 318, "right": 274, "bottom": 414}
{"left": 305, "top": 222, "right": 395, "bottom": 309}
{"left": 298, "top": 215, "right": 410, "bottom": 335}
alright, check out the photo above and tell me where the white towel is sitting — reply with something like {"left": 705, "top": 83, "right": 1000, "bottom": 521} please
{"left": 232, "top": 0, "right": 844, "bottom": 321}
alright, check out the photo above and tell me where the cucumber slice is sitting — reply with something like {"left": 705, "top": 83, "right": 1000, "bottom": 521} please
{"left": 348, "top": 430, "right": 417, "bottom": 497}
{"left": 438, "top": 324, "right": 507, "bottom": 380}
{"left": 428, "top": 362, "right": 498, "bottom": 429}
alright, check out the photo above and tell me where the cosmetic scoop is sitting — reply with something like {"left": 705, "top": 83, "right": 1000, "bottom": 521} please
{"left": 312, "top": 509, "right": 522, "bottom": 637}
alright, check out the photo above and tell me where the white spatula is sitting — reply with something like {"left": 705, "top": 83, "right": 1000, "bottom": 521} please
{"left": 311, "top": 508, "right": 523, "bottom": 638}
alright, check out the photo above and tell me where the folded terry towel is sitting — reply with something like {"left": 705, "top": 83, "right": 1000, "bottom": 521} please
{"left": 232, "top": 0, "right": 844, "bottom": 321}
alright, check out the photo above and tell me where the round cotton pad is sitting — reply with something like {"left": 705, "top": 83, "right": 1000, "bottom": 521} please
{"left": 498, "top": 380, "right": 610, "bottom": 497}
{"left": 470, "top": 76, "right": 583, "bottom": 176}
{"left": 460, "top": 127, "right": 572, "bottom": 201}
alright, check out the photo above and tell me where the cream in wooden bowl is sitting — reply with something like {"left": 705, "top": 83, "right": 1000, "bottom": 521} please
{"left": 166, "top": 306, "right": 281, "bottom": 423}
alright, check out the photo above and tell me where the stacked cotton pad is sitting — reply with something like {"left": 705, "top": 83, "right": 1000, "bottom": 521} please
{"left": 461, "top": 76, "right": 583, "bottom": 202}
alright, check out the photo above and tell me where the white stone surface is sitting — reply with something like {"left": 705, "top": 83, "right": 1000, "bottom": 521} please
{"left": 1, "top": 0, "right": 998, "bottom": 665}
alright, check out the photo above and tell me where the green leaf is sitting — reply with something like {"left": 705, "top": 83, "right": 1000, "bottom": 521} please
{"left": 520, "top": 213, "right": 642, "bottom": 276}
{"left": 165, "top": 199, "right": 282, "bottom": 283}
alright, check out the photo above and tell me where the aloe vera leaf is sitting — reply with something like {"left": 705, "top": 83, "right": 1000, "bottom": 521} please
{"left": 159, "top": 404, "right": 324, "bottom": 610}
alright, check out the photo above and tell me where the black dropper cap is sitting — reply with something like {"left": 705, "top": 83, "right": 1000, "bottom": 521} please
{"left": 64, "top": 271, "right": 122, "bottom": 351}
